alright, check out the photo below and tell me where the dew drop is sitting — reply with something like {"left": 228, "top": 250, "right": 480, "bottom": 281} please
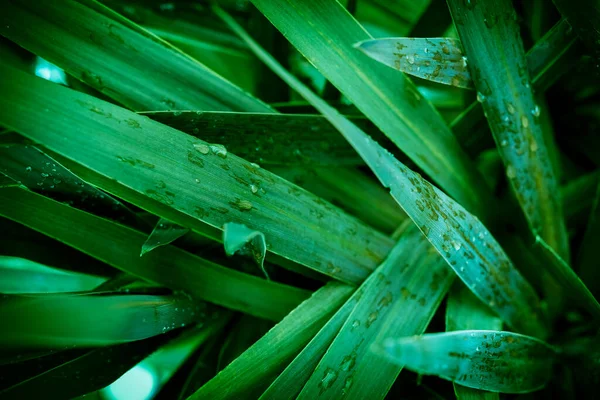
{"left": 521, "top": 115, "right": 529, "bottom": 128}
{"left": 531, "top": 105, "right": 540, "bottom": 117}
{"left": 250, "top": 162, "right": 260, "bottom": 169}
{"left": 193, "top": 143, "right": 210, "bottom": 155}
{"left": 210, "top": 144, "right": 228, "bottom": 158}
{"left": 461, "top": 56, "right": 468, "bottom": 67}
{"left": 250, "top": 184, "right": 259, "bottom": 194}
{"left": 476, "top": 92, "right": 486, "bottom": 103}
{"left": 453, "top": 241, "right": 462, "bottom": 251}
{"left": 173, "top": 110, "right": 182, "bottom": 116}
{"left": 41, "top": 172, "right": 49, "bottom": 178}
{"left": 506, "top": 165, "right": 517, "bottom": 179}
{"left": 25, "top": 166, "right": 32, "bottom": 172}
{"left": 506, "top": 102, "right": 516, "bottom": 114}
{"left": 476, "top": 346, "right": 480, "bottom": 352}
{"left": 529, "top": 139, "right": 538, "bottom": 152}
{"left": 500, "top": 139, "right": 508, "bottom": 147}
{"left": 424, "top": 47, "right": 429, "bottom": 53}
{"left": 407, "top": 54, "right": 415, "bottom": 64}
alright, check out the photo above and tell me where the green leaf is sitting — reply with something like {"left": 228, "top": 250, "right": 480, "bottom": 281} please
{"left": 451, "top": 18, "right": 578, "bottom": 158}
{"left": 0, "top": 144, "right": 142, "bottom": 227}
{"left": 552, "top": 0, "right": 600, "bottom": 68}
{"left": 248, "top": 0, "right": 494, "bottom": 218}
{"left": 141, "top": 218, "right": 189, "bottom": 257}
{"left": 447, "top": 0, "right": 569, "bottom": 259}
{"left": 0, "top": 0, "right": 271, "bottom": 113}
{"left": 0, "top": 256, "right": 106, "bottom": 294}
{"left": 578, "top": 181, "right": 600, "bottom": 297}
{"left": 379, "top": 330, "right": 557, "bottom": 394}
{"left": 223, "top": 222, "right": 268, "bottom": 279}
{"left": 0, "top": 187, "right": 310, "bottom": 321}
{"left": 219, "top": 8, "right": 548, "bottom": 338}
{"left": 446, "top": 283, "right": 503, "bottom": 400}
{"left": 142, "top": 110, "right": 394, "bottom": 167}
{"left": 0, "top": 64, "right": 394, "bottom": 284}
{"left": 534, "top": 235, "right": 600, "bottom": 319}
{"left": 0, "top": 291, "right": 213, "bottom": 348}
{"left": 297, "top": 225, "right": 454, "bottom": 399}
{"left": 355, "top": 38, "right": 473, "bottom": 89}
{"left": 189, "top": 282, "right": 355, "bottom": 400}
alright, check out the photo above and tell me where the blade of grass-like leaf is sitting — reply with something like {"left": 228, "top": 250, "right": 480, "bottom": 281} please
{"left": 297, "top": 225, "right": 454, "bottom": 399}
{"left": 534, "top": 235, "right": 600, "bottom": 319}
{"left": 578, "top": 181, "right": 600, "bottom": 297}
{"left": 220, "top": 9, "right": 548, "bottom": 338}
{"left": 248, "top": 0, "right": 494, "bottom": 218}
{"left": 223, "top": 223, "right": 268, "bottom": 279}
{"left": 0, "top": 256, "right": 106, "bottom": 293}
{"left": 562, "top": 171, "right": 599, "bottom": 227}
{"left": 0, "top": 292, "right": 214, "bottom": 348}
{"left": 0, "top": 0, "right": 269, "bottom": 112}
{"left": 452, "top": 18, "right": 578, "bottom": 157}
{"left": 378, "top": 330, "right": 556, "bottom": 394}
{"left": 0, "top": 187, "right": 310, "bottom": 321}
{"left": 0, "top": 174, "right": 18, "bottom": 188}
{"left": 141, "top": 111, "right": 395, "bottom": 167}
{"left": 355, "top": 38, "right": 473, "bottom": 89}
{"left": 141, "top": 218, "right": 189, "bottom": 257}
{"left": 446, "top": 283, "right": 502, "bottom": 400}
{"left": 447, "top": 0, "right": 569, "bottom": 261}
{"left": 189, "top": 282, "right": 354, "bottom": 400}
{"left": 0, "top": 144, "right": 142, "bottom": 227}
{"left": 0, "top": 65, "right": 394, "bottom": 285}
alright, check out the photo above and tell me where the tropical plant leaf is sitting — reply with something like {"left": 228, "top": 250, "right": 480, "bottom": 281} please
{"left": 248, "top": 0, "right": 495, "bottom": 218}
{"left": 447, "top": 0, "right": 569, "bottom": 260}
{"left": 189, "top": 282, "right": 355, "bottom": 400}
{"left": 297, "top": 225, "right": 454, "bottom": 399}
{"left": 355, "top": 37, "right": 473, "bottom": 89}
{"left": 0, "top": 64, "right": 394, "bottom": 284}
{"left": 141, "top": 218, "right": 189, "bottom": 257}
{"left": 452, "top": 18, "right": 578, "bottom": 157}
{"left": 219, "top": 8, "right": 548, "bottom": 338}
{"left": 0, "top": 256, "right": 106, "bottom": 294}
{"left": 223, "top": 222, "right": 268, "bottom": 279}
{"left": 446, "top": 283, "right": 503, "bottom": 400}
{"left": 0, "top": 144, "right": 142, "bottom": 227}
{"left": 378, "top": 330, "right": 557, "bottom": 394}
{"left": 0, "top": 187, "right": 310, "bottom": 321}
{"left": 0, "top": 291, "right": 214, "bottom": 348}
{"left": 142, "top": 110, "right": 394, "bottom": 167}
{"left": 534, "top": 235, "right": 600, "bottom": 319}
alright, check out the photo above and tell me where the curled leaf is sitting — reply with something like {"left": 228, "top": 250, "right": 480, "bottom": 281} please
{"left": 223, "top": 222, "right": 268, "bottom": 279}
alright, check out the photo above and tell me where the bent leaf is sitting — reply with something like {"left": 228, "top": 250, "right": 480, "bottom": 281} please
{"left": 141, "top": 218, "right": 189, "bottom": 257}
{"left": 189, "top": 282, "right": 355, "bottom": 400}
{"left": 447, "top": 0, "right": 569, "bottom": 260}
{"left": 0, "top": 64, "right": 394, "bottom": 285}
{"left": 379, "top": 330, "right": 556, "bottom": 394}
{"left": 221, "top": 9, "right": 548, "bottom": 338}
{"left": 355, "top": 37, "right": 473, "bottom": 89}
{"left": 223, "top": 222, "right": 268, "bottom": 279}
{"left": 0, "top": 188, "right": 310, "bottom": 321}
{"left": 0, "top": 256, "right": 106, "bottom": 294}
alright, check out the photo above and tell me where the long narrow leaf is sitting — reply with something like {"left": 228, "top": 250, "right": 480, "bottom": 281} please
{"left": 379, "top": 330, "right": 556, "bottom": 394}
{"left": 141, "top": 218, "right": 189, "bottom": 257}
{"left": 297, "top": 225, "right": 454, "bottom": 399}
{"left": 0, "top": 187, "right": 310, "bottom": 321}
{"left": 447, "top": 0, "right": 569, "bottom": 260}
{"left": 249, "top": 0, "right": 494, "bottom": 217}
{"left": 219, "top": 8, "right": 548, "bottom": 338}
{"left": 189, "top": 282, "right": 355, "bottom": 400}
{"left": 0, "top": 64, "right": 394, "bottom": 284}
{"left": 577, "top": 181, "right": 600, "bottom": 297}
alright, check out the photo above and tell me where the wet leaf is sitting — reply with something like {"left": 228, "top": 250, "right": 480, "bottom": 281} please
{"left": 355, "top": 37, "right": 473, "bottom": 89}
{"left": 141, "top": 218, "right": 189, "bottom": 256}
{"left": 221, "top": 9, "right": 548, "bottom": 338}
{"left": 379, "top": 330, "right": 557, "bottom": 394}
{"left": 447, "top": 0, "right": 570, "bottom": 260}
{"left": 223, "top": 222, "right": 268, "bottom": 279}
{"left": 189, "top": 282, "right": 355, "bottom": 400}
{"left": 0, "top": 187, "right": 311, "bottom": 321}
